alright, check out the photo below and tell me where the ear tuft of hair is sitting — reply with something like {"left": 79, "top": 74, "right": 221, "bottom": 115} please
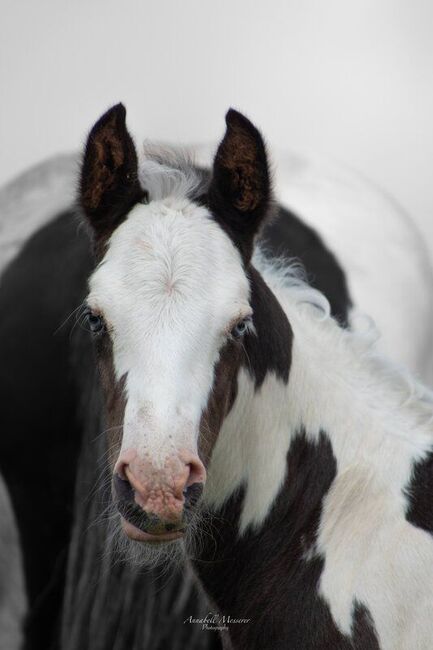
{"left": 209, "top": 108, "right": 272, "bottom": 262}
{"left": 80, "top": 103, "right": 144, "bottom": 240}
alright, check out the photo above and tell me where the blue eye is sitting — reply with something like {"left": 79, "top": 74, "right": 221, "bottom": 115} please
{"left": 84, "top": 309, "right": 106, "bottom": 335}
{"left": 231, "top": 317, "right": 252, "bottom": 340}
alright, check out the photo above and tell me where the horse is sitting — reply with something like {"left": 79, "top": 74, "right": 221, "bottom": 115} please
{"left": 1, "top": 109, "right": 352, "bottom": 650}
{"left": 0, "top": 104, "right": 432, "bottom": 648}
{"left": 73, "top": 104, "right": 433, "bottom": 649}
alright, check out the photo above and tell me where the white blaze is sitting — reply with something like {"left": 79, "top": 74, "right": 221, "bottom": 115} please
{"left": 87, "top": 198, "right": 251, "bottom": 461}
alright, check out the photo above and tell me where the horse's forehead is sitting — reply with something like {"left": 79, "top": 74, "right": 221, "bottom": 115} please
{"left": 88, "top": 200, "right": 250, "bottom": 320}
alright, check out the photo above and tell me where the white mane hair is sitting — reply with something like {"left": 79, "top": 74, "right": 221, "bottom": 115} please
{"left": 252, "top": 247, "right": 331, "bottom": 318}
{"left": 138, "top": 144, "right": 208, "bottom": 203}
{"left": 253, "top": 247, "right": 433, "bottom": 427}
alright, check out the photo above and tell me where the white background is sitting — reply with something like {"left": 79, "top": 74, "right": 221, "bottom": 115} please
{"left": 1, "top": 0, "right": 432, "bottom": 233}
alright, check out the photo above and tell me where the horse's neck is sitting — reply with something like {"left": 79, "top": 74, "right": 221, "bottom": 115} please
{"left": 194, "top": 283, "right": 433, "bottom": 645}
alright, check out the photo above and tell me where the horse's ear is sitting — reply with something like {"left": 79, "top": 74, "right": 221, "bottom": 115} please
{"left": 80, "top": 103, "right": 144, "bottom": 238}
{"left": 208, "top": 109, "right": 272, "bottom": 261}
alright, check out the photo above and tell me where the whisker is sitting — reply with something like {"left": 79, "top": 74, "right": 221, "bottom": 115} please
{"left": 91, "top": 424, "right": 123, "bottom": 444}
{"left": 53, "top": 301, "right": 86, "bottom": 336}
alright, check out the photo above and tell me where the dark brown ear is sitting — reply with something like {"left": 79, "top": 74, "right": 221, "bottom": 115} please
{"left": 80, "top": 103, "right": 144, "bottom": 239}
{"left": 208, "top": 109, "right": 271, "bottom": 261}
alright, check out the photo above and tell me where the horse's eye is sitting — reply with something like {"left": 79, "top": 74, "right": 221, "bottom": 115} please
{"left": 84, "top": 309, "right": 105, "bottom": 335}
{"left": 230, "top": 317, "right": 252, "bottom": 340}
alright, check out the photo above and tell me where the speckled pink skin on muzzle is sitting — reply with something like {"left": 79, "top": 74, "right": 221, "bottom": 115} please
{"left": 113, "top": 449, "right": 206, "bottom": 542}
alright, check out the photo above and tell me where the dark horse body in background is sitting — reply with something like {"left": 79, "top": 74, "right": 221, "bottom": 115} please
{"left": 0, "top": 185, "right": 350, "bottom": 649}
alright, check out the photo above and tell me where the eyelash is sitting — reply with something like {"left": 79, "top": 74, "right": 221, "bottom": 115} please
{"left": 83, "top": 307, "right": 106, "bottom": 335}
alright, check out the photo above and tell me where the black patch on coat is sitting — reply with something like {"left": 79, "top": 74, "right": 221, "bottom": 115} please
{"left": 192, "top": 431, "right": 379, "bottom": 649}
{"left": 199, "top": 341, "right": 242, "bottom": 465}
{"left": 261, "top": 205, "right": 351, "bottom": 325}
{"left": 404, "top": 448, "right": 433, "bottom": 534}
{"left": 351, "top": 603, "right": 380, "bottom": 650}
{"left": 242, "top": 266, "right": 293, "bottom": 387}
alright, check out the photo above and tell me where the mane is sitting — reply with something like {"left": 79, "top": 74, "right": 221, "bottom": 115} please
{"left": 254, "top": 247, "right": 433, "bottom": 435}
{"left": 252, "top": 247, "right": 331, "bottom": 317}
{"left": 138, "top": 143, "right": 208, "bottom": 202}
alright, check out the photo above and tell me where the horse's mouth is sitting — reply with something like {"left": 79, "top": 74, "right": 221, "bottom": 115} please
{"left": 114, "top": 476, "right": 201, "bottom": 543}
{"left": 121, "top": 517, "right": 184, "bottom": 543}
{"left": 116, "top": 497, "right": 186, "bottom": 543}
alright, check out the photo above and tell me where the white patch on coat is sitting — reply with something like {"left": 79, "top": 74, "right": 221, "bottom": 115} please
{"left": 87, "top": 198, "right": 251, "bottom": 463}
{"left": 204, "top": 368, "right": 296, "bottom": 532}
{"left": 317, "top": 467, "right": 433, "bottom": 650}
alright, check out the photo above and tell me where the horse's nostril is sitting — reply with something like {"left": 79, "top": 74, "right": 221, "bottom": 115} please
{"left": 113, "top": 473, "right": 134, "bottom": 503}
{"left": 183, "top": 483, "right": 204, "bottom": 510}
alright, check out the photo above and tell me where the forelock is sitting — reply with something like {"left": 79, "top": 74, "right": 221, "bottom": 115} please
{"left": 138, "top": 144, "right": 209, "bottom": 203}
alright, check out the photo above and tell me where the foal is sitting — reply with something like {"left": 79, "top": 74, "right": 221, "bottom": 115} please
{"left": 79, "top": 104, "right": 433, "bottom": 649}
